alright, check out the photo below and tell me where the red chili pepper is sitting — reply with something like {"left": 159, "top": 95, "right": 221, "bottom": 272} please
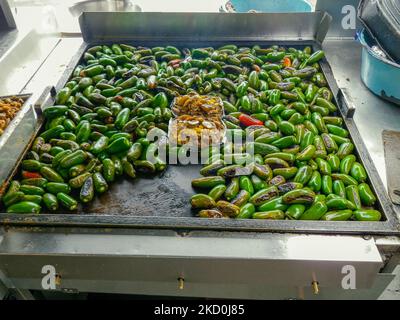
{"left": 21, "top": 171, "right": 42, "bottom": 179}
{"left": 238, "top": 114, "right": 264, "bottom": 127}
{"left": 283, "top": 57, "right": 292, "bottom": 67}
{"left": 168, "top": 59, "right": 182, "bottom": 66}
{"left": 253, "top": 64, "right": 261, "bottom": 72}
{"left": 114, "top": 95, "right": 124, "bottom": 103}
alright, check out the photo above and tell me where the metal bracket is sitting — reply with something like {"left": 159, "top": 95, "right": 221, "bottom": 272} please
{"left": 33, "top": 86, "right": 54, "bottom": 116}
{"left": 79, "top": 11, "right": 332, "bottom": 43}
{"left": 315, "top": 11, "right": 333, "bottom": 45}
{"left": 0, "top": 0, "right": 16, "bottom": 29}
{"left": 0, "top": 269, "right": 13, "bottom": 300}
{"left": 375, "top": 236, "right": 400, "bottom": 273}
{"left": 337, "top": 87, "right": 356, "bottom": 118}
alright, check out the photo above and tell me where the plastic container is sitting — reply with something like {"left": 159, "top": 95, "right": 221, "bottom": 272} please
{"left": 168, "top": 116, "right": 226, "bottom": 148}
{"left": 358, "top": 0, "right": 400, "bottom": 63}
{"left": 171, "top": 94, "right": 224, "bottom": 118}
{"left": 222, "top": 0, "right": 312, "bottom": 13}
{"left": 358, "top": 28, "right": 400, "bottom": 106}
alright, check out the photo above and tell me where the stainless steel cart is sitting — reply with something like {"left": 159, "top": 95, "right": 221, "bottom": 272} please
{"left": 0, "top": 11, "right": 399, "bottom": 300}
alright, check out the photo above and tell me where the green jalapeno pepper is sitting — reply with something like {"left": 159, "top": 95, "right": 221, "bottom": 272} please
{"left": 354, "top": 209, "right": 381, "bottom": 221}
{"left": 192, "top": 176, "right": 225, "bottom": 189}
{"left": 282, "top": 188, "right": 315, "bottom": 205}
{"left": 7, "top": 201, "right": 41, "bottom": 214}
{"left": 293, "top": 165, "right": 313, "bottom": 185}
{"left": 43, "top": 193, "right": 58, "bottom": 211}
{"left": 92, "top": 172, "right": 108, "bottom": 193}
{"left": 216, "top": 200, "right": 240, "bottom": 218}
{"left": 307, "top": 171, "right": 322, "bottom": 192}
{"left": 250, "top": 174, "right": 268, "bottom": 192}
{"left": 224, "top": 178, "right": 240, "bottom": 201}
{"left": 331, "top": 173, "right": 358, "bottom": 186}
{"left": 358, "top": 183, "right": 377, "bottom": 206}
{"left": 332, "top": 180, "right": 346, "bottom": 198}
{"left": 57, "top": 192, "right": 78, "bottom": 211}
{"left": 253, "top": 210, "right": 285, "bottom": 220}
{"left": 249, "top": 186, "right": 279, "bottom": 206}
{"left": 321, "top": 175, "right": 333, "bottom": 195}
{"left": 231, "top": 190, "right": 251, "bottom": 207}
{"left": 345, "top": 185, "right": 362, "bottom": 210}
{"left": 326, "top": 154, "right": 340, "bottom": 172}
{"left": 208, "top": 184, "right": 227, "bottom": 201}
{"left": 350, "top": 162, "right": 367, "bottom": 183}
{"left": 337, "top": 142, "right": 354, "bottom": 159}
{"left": 191, "top": 194, "right": 217, "bottom": 209}
{"left": 258, "top": 196, "right": 289, "bottom": 212}
{"left": 326, "top": 197, "right": 356, "bottom": 210}
{"left": 285, "top": 204, "right": 306, "bottom": 220}
{"left": 239, "top": 176, "right": 255, "bottom": 195}
{"left": 300, "top": 200, "right": 328, "bottom": 220}
{"left": 236, "top": 203, "right": 256, "bottom": 219}
{"left": 321, "top": 210, "right": 353, "bottom": 221}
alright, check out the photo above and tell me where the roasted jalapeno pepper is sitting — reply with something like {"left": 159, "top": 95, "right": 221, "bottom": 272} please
{"left": 249, "top": 186, "right": 279, "bottom": 206}
{"left": 208, "top": 184, "right": 227, "bottom": 201}
{"left": 282, "top": 188, "right": 315, "bottom": 205}
{"left": 3, "top": 44, "right": 379, "bottom": 221}
{"left": 225, "top": 178, "right": 240, "bottom": 201}
{"left": 80, "top": 175, "right": 94, "bottom": 203}
{"left": 231, "top": 190, "right": 251, "bottom": 207}
{"left": 92, "top": 172, "right": 108, "bottom": 193}
{"left": 293, "top": 165, "right": 313, "bottom": 185}
{"left": 192, "top": 176, "right": 225, "bottom": 189}
{"left": 216, "top": 200, "right": 240, "bottom": 218}
{"left": 191, "top": 194, "right": 217, "bottom": 209}
{"left": 57, "top": 192, "right": 78, "bottom": 211}
{"left": 345, "top": 185, "right": 362, "bottom": 209}
{"left": 43, "top": 193, "right": 59, "bottom": 211}
{"left": 253, "top": 210, "right": 285, "bottom": 220}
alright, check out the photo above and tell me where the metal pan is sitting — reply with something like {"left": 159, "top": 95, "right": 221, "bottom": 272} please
{"left": 0, "top": 12, "right": 397, "bottom": 235}
{"left": 0, "top": 93, "right": 35, "bottom": 190}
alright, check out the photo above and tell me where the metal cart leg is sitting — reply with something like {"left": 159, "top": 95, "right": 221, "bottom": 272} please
{"left": 0, "top": 278, "right": 8, "bottom": 300}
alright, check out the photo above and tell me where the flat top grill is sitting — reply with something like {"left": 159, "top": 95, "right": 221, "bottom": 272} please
{"left": 0, "top": 12, "right": 398, "bottom": 235}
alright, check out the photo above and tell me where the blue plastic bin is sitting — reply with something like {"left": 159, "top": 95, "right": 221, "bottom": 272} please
{"left": 228, "top": 0, "right": 312, "bottom": 13}
{"left": 358, "top": 29, "right": 400, "bottom": 106}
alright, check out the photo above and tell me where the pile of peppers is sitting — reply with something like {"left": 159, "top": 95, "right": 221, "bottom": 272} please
{"left": 0, "top": 43, "right": 381, "bottom": 221}
{"left": 189, "top": 46, "right": 381, "bottom": 221}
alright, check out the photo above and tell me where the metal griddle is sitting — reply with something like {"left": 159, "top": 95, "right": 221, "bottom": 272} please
{"left": 0, "top": 11, "right": 400, "bottom": 300}
{"left": 0, "top": 11, "right": 398, "bottom": 236}
{"left": 0, "top": 93, "right": 34, "bottom": 192}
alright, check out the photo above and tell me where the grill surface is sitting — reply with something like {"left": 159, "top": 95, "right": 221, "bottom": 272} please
{"left": 0, "top": 12, "right": 398, "bottom": 235}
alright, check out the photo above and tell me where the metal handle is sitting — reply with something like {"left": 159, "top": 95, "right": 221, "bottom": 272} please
{"left": 337, "top": 87, "right": 356, "bottom": 119}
